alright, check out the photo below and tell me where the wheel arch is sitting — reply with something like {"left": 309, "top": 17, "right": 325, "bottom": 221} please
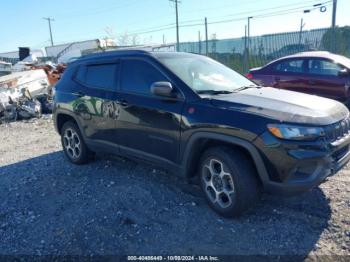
{"left": 181, "top": 132, "right": 270, "bottom": 185}
{"left": 55, "top": 110, "right": 82, "bottom": 135}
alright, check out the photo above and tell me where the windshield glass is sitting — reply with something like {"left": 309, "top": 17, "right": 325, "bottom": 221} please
{"left": 334, "top": 55, "right": 350, "bottom": 69}
{"left": 156, "top": 54, "right": 255, "bottom": 93}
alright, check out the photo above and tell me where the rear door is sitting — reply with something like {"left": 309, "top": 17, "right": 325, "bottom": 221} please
{"left": 73, "top": 60, "right": 120, "bottom": 146}
{"left": 115, "top": 57, "right": 185, "bottom": 164}
{"left": 305, "top": 58, "right": 348, "bottom": 101}
{"left": 269, "top": 58, "right": 310, "bottom": 93}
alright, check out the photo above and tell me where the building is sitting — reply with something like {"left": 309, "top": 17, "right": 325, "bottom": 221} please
{"left": 0, "top": 38, "right": 115, "bottom": 62}
{"left": 0, "top": 49, "right": 45, "bottom": 59}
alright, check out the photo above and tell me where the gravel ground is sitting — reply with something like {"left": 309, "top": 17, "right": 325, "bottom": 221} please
{"left": 0, "top": 117, "right": 349, "bottom": 259}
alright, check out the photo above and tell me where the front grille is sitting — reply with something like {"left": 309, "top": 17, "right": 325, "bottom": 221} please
{"left": 324, "top": 116, "right": 350, "bottom": 143}
{"left": 332, "top": 145, "right": 349, "bottom": 161}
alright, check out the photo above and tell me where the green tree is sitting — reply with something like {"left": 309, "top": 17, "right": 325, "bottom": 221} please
{"left": 321, "top": 26, "right": 350, "bottom": 56}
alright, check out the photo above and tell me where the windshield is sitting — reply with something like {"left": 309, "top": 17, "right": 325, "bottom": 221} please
{"left": 156, "top": 54, "right": 256, "bottom": 93}
{"left": 334, "top": 55, "right": 350, "bottom": 69}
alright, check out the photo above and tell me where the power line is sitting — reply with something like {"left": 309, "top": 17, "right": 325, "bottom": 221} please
{"left": 57, "top": 0, "right": 332, "bottom": 42}
{"left": 206, "top": 1, "right": 331, "bottom": 23}
{"left": 128, "top": 23, "right": 173, "bottom": 34}
{"left": 253, "top": 3, "right": 332, "bottom": 19}
{"left": 181, "top": 0, "right": 262, "bottom": 14}
{"left": 52, "top": 0, "right": 332, "bottom": 45}
{"left": 131, "top": 0, "right": 328, "bottom": 31}
{"left": 53, "top": 0, "right": 141, "bottom": 19}
{"left": 193, "top": 2, "right": 331, "bottom": 24}
{"left": 208, "top": 0, "right": 331, "bottom": 20}
{"left": 130, "top": 24, "right": 177, "bottom": 35}
{"left": 130, "top": 1, "right": 331, "bottom": 36}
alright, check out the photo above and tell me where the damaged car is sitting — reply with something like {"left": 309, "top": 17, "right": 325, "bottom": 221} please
{"left": 54, "top": 50, "right": 350, "bottom": 217}
{"left": 0, "top": 68, "right": 54, "bottom": 123}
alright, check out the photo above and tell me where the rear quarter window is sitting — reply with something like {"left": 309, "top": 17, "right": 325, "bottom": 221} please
{"left": 74, "top": 63, "right": 118, "bottom": 91}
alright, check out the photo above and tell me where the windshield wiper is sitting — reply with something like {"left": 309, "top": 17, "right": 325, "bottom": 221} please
{"left": 196, "top": 90, "right": 234, "bottom": 95}
{"left": 235, "top": 85, "right": 262, "bottom": 92}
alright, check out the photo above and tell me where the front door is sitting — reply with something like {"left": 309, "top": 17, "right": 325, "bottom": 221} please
{"left": 114, "top": 58, "right": 185, "bottom": 164}
{"left": 306, "top": 58, "right": 348, "bottom": 101}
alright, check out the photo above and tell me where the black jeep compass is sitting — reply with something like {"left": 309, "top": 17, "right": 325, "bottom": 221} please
{"left": 53, "top": 50, "right": 350, "bottom": 217}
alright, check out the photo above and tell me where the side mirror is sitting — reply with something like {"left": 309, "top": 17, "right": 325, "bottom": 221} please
{"left": 150, "top": 82, "right": 175, "bottom": 97}
{"left": 338, "top": 68, "right": 350, "bottom": 77}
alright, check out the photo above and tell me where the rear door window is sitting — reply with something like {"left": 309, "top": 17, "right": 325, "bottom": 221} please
{"left": 274, "top": 59, "right": 305, "bottom": 73}
{"left": 75, "top": 63, "right": 118, "bottom": 91}
{"left": 120, "top": 59, "right": 167, "bottom": 95}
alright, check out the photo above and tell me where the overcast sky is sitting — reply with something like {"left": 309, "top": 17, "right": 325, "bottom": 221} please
{"left": 1, "top": 0, "right": 349, "bottom": 53}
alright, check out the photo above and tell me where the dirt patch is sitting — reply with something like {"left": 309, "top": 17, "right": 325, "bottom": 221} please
{"left": 0, "top": 117, "right": 349, "bottom": 257}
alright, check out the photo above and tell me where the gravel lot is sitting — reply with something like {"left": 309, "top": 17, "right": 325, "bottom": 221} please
{"left": 0, "top": 117, "right": 349, "bottom": 259}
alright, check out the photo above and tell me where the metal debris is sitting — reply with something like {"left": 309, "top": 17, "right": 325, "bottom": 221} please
{"left": 0, "top": 59, "right": 62, "bottom": 124}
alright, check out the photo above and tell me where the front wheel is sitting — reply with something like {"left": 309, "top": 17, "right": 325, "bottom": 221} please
{"left": 61, "top": 121, "right": 94, "bottom": 164}
{"left": 199, "top": 147, "right": 260, "bottom": 217}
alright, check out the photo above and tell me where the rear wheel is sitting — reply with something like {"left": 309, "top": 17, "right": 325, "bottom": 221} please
{"left": 199, "top": 147, "right": 260, "bottom": 217}
{"left": 61, "top": 121, "right": 94, "bottom": 164}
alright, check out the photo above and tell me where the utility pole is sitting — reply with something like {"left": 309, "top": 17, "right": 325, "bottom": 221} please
{"left": 205, "top": 17, "right": 208, "bottom": 56}
{"left": 247, "top": 16, "right": 253, "bottom": 52}
{"left": 298, "top": 18, "right": 305, "bottom": 47}
{"left": 43, "top": 17, "right": 54, "bottom": 46}
{"left": 332, "top": 0, "right": 337, "bottom": 28}
{"left": 244, "top": 25, "right": 248, "bottom": 73}
{"left": 169, "top": 0, "right": 180, "bottom": 51}
{"left": 198, "top": 31, "right": 201, "bottom": 54}
{"left": 331, "top": 0, "right": 338, "bottom": 52}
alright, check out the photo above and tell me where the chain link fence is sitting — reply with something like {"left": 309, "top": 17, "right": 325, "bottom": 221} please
{"left": 2, "top": 26, "right": 349, "bottom": 73}
{"left": 179, "top": 26, "right": 350, "bottom": 74}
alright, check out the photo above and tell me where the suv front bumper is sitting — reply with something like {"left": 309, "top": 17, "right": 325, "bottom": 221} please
{"left": 255, "top": 131, "right": 350, "bottom": 195}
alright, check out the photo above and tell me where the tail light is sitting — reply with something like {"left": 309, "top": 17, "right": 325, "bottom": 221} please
{"left": 246, "top": 73, "right": 253, "bottom": 79}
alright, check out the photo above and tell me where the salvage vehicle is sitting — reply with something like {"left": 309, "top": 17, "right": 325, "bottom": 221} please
{"left": 247, "top": 51, "right": 350, "bottom": 105}
{"left": 53, "top": 50, "right": 350, "bottom": 217}
{"left": 0, "top": 61, "right": 12, "bottom": 77}
{"left": 0, "top": 69, "right": 51, "bottom": 123}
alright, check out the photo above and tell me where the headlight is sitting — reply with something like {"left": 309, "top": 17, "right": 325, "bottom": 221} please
{"left": 267, "top": 124, "right": 325, "bottom": 141}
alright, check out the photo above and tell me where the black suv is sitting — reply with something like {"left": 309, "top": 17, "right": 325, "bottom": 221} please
{"left": 53, "top": 50, "right": 350, "bottom": 217}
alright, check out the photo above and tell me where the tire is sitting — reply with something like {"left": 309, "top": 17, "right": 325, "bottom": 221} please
{"left": 199, "top": 146, "right": 260, "bottom": 217}
{"left": 61, "top": 121, "right": 94, "bottom": 165}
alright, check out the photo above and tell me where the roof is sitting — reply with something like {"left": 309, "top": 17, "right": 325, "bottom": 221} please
{"left": 77, "top": 49, "right": 150, "bottom": 61}
{"left": 72, "top": 49, "right": 198, "bottom": 65}
{"left": 270, "top": 51, "right": 341, "bottom": 62}
{"left": 282, "top": 51, "right": 334, "bottom": 59}
{"left": 266, "top": 51, "right": 350, "bottom": 67}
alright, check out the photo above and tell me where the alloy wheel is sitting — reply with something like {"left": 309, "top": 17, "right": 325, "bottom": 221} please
{"left": 202, "top": 158, "right": 235, "bottom": 209}
{"left": 63, "top": 128, "right": 82, "bottom": 160}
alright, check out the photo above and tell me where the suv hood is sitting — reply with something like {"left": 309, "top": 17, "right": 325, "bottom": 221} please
{"left": 210, "top": 87, "right": 349, "bottom": 125}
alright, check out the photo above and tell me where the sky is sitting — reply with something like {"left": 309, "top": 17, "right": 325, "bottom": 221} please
{"left": 1, "top": 0, "right": 349, "bottom": 53}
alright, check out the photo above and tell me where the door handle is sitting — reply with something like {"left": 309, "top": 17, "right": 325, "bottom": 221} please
{"left": 275, "top": 77, "right": 280, "bottom": 81}
{"left": 73, "top": 91, "right": 85, "bottom": 97}
{"left": 308, "top": 80, "right": 316, "bottom": 85}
